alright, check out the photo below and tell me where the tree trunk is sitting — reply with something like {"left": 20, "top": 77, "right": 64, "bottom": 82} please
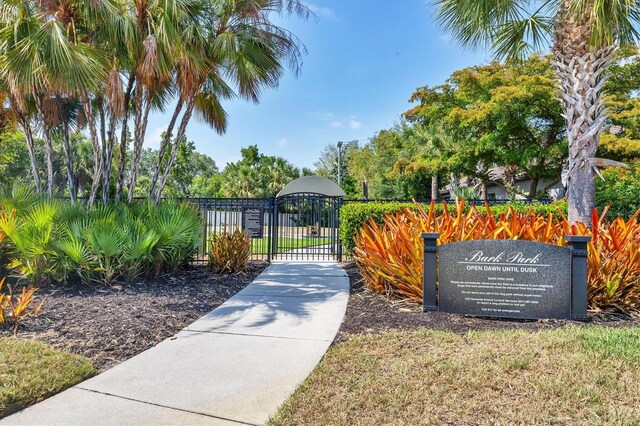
{"left": 62, "top": 121, "right": 76, "bottom": 201}
{"left": 102, "top": 112, "right": 117, "bottom": 202}
{"left": 33, "top": 95, "right": 54, "bottom": 197}
{"left": 528, "top": 176, "right": 539, "bottom": 199}
{"left": 430, "top": 175, "right": 438, "bottom": 201}
{"left": 115, "top": 76, "right": 135, "bottom": 202}
{"left": 552, "top": 6, "right": 616, "bottom": 225}
{"left": 479, "top": 180, "right": 487, "bottom": 201}
{"left": 15, "top": 111, "right": 42, "bottom": 192}
{"left": 149, "top": 99, "right": 184, "bottom": 198}
{"left": 127, "top": 87, "right": 152, "bottom": 202}
{"left": 154, "top": 99, "right": 195, "bottom": 203}
{"left": 82, "top": 93, "right": 102, "bottom": 207}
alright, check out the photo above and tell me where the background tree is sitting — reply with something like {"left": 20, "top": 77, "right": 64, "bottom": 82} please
{"left": 221, "top": 145, "right": 300, "bottom": 197}
{"left": 314, "top": 141, "right": 359, "bottom": 196}
{"left": 599, "top": 47, "right": 640, "bottom": 161}
{"left": 434, "top": 0, "right": 640, "bottom": 224}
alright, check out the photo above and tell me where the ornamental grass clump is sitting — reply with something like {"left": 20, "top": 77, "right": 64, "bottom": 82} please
{"left": 208, "top": 229, "right": 252, "bottom": 274}
{"left": 353, "top": 200, "right": 640, "bottom": 315}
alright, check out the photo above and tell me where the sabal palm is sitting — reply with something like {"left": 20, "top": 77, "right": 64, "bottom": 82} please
{"left": 0, "top": 0, "right": 107, "bottom": 199}
{"left": 434, "top": 0, "right": 640, "bottom": 225}
{"left": 149, "top": 0, "right": 309, "bottom": 203}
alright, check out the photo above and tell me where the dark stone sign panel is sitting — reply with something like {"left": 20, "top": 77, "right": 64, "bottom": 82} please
{"left": 242, "top": 207, "right": 264, "bottom": 238}
{"left": 438, "top": 240, "right": 572, "bottom": 320}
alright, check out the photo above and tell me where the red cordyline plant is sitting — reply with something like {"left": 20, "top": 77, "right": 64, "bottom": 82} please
{"left": 353, "top": 200, "right": 640, "bottom": 315}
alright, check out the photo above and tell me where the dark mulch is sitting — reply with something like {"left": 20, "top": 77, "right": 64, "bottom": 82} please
{"left": 336, "top": 262, "right": 640, "bottom": 342}
{"left": 1, "top": 262, "right": 267, "bottom": 371}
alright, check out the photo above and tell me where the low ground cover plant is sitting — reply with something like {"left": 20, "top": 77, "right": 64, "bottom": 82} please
{"left": 0, "top": 186, "right": 202, "bottom": 286}
{"left": 353, "top": 200, "right": 640, "bottom": 314}
{"left": 208, "top": 229, "right": 252, "bottom": 273}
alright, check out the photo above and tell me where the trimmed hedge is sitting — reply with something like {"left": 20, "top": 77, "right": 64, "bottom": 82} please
{"left": 596, "top": 160, "right": 640, "bottom": 219}
{"left": 339, "top": 200, "right": 568, "bottom": 253}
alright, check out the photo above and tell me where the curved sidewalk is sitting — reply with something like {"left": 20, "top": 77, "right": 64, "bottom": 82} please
{"left": 3, "top": 261, "right": 349, "bottom": 426}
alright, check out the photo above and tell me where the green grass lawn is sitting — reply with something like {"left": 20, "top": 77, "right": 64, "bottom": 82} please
{"left": 268, "top": 326, "right": 640, "bottom": 425}
{"left": 0, "top": 338, "right": 95, "bottom": 417}
{"left": 251, "top": 237, "right": 330, "bottom": 253}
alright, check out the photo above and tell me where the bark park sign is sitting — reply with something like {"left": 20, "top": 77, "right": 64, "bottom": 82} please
{"left": 421, "top": 235, "right": 590, "bottom": 321}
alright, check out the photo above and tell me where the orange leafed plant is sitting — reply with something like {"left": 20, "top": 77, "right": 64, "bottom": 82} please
{"left": 0, "top": 277, "right": 44, "bottom": 334}
{"left": 353, "top": 200, "right": 640, "bottom": 315}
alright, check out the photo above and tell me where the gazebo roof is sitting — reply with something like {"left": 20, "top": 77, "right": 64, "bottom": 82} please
{"left": 276, "top": 176, "right": 346, "bottom": 198}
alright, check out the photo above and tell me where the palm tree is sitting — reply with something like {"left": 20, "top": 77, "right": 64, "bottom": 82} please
{"left": 149, "top": 0, "right": 310, "bottom": 203}
{"left": 0, "top": 1, "right": 106, "bottom": 199}
{"left": 434, "top": 0, "right": 639, "bottom": 225}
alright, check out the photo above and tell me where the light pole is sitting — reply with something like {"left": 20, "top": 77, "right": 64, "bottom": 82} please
{"left": 337, "top": 141, "right": 344, "bottom": 187}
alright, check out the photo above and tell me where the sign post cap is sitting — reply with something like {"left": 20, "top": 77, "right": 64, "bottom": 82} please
{"left": 421, "top": 233, "right": 439, "bottom": 239}
{"left": 565, "top": 235, "right": 591, "bottom": 243}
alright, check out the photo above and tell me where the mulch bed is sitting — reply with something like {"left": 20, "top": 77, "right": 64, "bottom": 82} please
{"left": 1, "top": 262, "right": 267, "bottom": 371}
{"left": 336, "top": 262, "right": 640, "bottom": 342}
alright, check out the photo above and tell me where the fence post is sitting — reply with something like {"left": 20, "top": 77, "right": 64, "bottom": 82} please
{"left": 422, "top": 233, "right": 439, "bottom": 312}
{"left": 337, "top": 197, "right": 343, "bottom": 262}
{"left": 201, "top": 206, "right": 208, "bottom": 262}
{"left": 565, "top": 235, "right": 590, "bottom": 321}
{"left": 268, "top": 197, "right": 275, "bottom": 262}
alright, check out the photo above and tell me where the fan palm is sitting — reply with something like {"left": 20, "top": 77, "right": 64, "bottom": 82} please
{"left": 434, "top": 0, "right": 640, "bottom": 225}
{"left": 0, "top": 0, "right": 107, "bottom": 199}
{"left": 149, "top": 0, "right": 310, "bottom": 203}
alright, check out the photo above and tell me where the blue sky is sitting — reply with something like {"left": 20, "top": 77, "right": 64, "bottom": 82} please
{"left": 144, "top": 0, "right": 490, "bottom": 170}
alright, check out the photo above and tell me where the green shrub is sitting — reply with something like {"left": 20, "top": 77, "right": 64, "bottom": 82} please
{"left": 0, "top": 186, "right": 202, "bottom": 285}
{"left": 340, "top": 200, "right": 568, "bottom": 253}
{"left": 208, "top": 228, "right": 251, "bottom": 273}
{"left": 596, "top": 160, "right": 640, "bottom": 219}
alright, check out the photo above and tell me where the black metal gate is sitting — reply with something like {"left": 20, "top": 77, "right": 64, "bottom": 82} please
{"left": 192, "top": 194, "right": 342, "bottom": 263}
{"left": 273, "top": 193, "right": 341, "bottom": 261}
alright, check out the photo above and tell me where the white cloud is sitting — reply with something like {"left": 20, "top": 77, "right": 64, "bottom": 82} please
{"left": 348, "top": 119, "right": 362, "bottom": 129}
{"left": 329, "top": 121, "right": 343, "bottom": 128}
{"left": 307, "top": 3, "right": 336, "bottom": 19}
{"left": 145, "top": 126, "right": 164, "bottom": 148}
{"left": 278, "top": 138, "right": 288, "bottom": 147}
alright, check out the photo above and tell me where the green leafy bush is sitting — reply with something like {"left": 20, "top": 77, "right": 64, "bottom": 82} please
{"left": 596, "top": 161, "right": 640, "bottom": 219}
{"left": 0, "top": 185, "right": 202, "bottom": 285}
{"left": 208, "top": 229, "right": 252, "bottom": 274}
{"left": 340, "top": 200, "right": 568, "bottom": 253}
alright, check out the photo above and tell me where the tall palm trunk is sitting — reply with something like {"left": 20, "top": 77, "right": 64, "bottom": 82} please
{"left": 127, "top": 86, "right": 152, "bottom": 202}
{"left": 154, "top": 98, "right": 196, "bottom": 203}
{"left": 15, "top": 110, "right": 42, "bottom": 192}
{"left": 61, "top": 120, "right": 76, "bottom": 201}
{"left": 33, "top": 95, "right": 54, "bottom": 197}
{"left": 82, "top": 93, "right": 103, "bottom": 206}
{"left": 553, "top": 7, "right": 616, "bottom": 225}
{"left": 115, "top": 76, "right": 135, "bottom": 202}
{"left": 102, "top": 109, "right": 117, "bottom": 202}
{"left": 148, "top": 99, "right": 183, "bottom": 198}
{"left": 430, "top": 175, "right": 438, "bottom": 200}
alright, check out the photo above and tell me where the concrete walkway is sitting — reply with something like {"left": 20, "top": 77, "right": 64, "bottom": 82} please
{"left": 2, "top": 262, "right": 349, "bottom": 426}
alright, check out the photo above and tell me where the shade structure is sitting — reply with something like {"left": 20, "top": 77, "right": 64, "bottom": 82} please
{"left": 276, "top": 176, "right": 346, "bottom": 198}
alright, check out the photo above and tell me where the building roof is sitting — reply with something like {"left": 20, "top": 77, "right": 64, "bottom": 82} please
{"left": 277, "top": 176, "right": 346, "bottom": 198}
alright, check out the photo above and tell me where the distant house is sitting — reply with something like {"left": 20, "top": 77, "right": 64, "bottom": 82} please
{"left": 441, "top": 167, "right": 564, "bottom": 200}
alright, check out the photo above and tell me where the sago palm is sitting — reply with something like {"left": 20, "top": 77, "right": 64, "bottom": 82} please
{"left": 434, "top": 0, "right": 640, "bottom": 225}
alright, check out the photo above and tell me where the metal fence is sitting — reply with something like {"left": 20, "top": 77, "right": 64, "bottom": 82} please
{"left": 188, "top": 196, "right": 554, "bottom": 264}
